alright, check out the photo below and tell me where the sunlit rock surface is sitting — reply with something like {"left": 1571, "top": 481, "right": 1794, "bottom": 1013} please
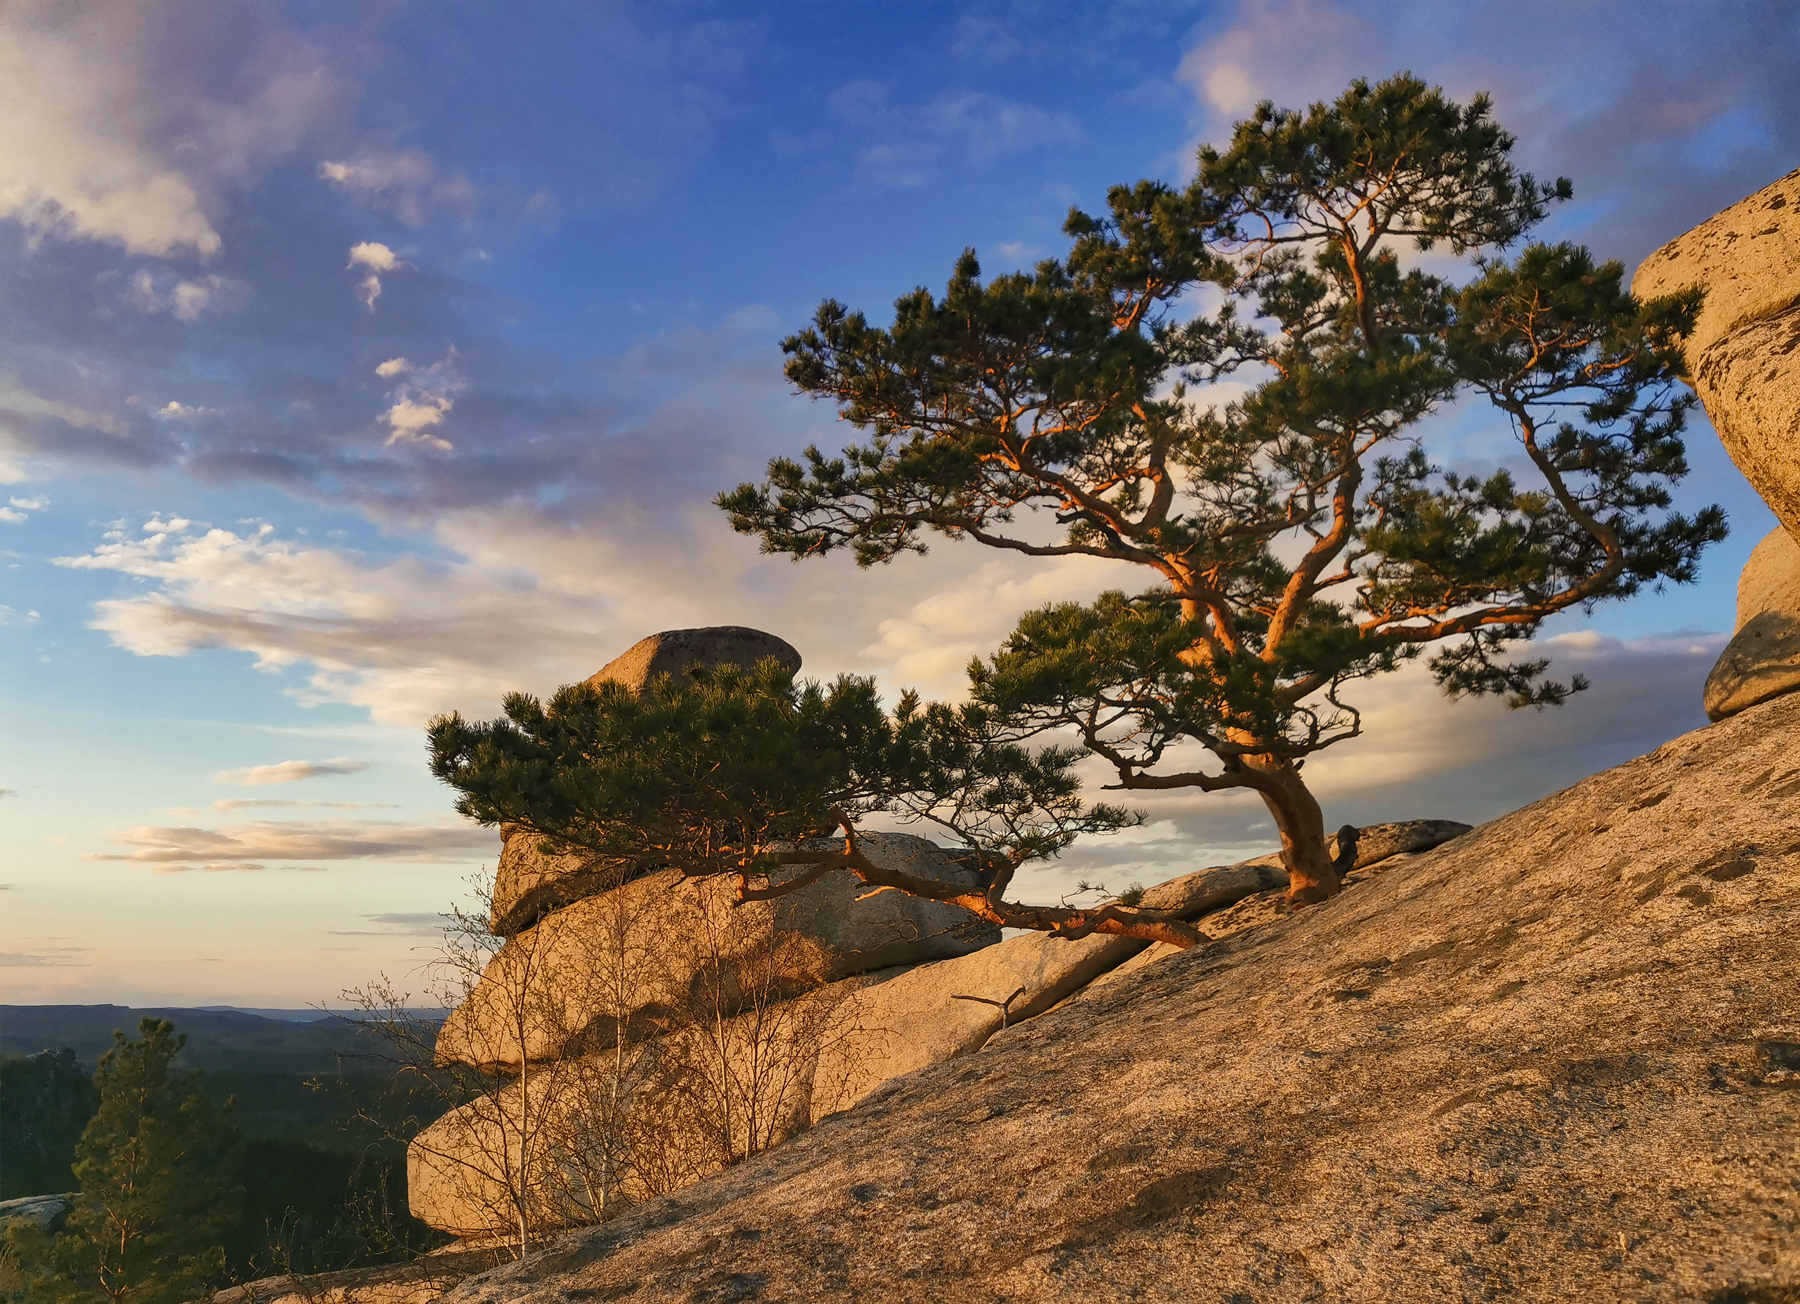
{"left": 442, "top": 696, "right": 1800, "bottom": 1304}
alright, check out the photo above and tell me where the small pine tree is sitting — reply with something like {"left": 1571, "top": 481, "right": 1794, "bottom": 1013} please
{"left": 9, "top": 1019, "right": 243, "bottom": 1304}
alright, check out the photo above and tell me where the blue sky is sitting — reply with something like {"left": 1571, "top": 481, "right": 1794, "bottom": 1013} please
{"left": 2, "top": 0, "right": 1796, "bottom": 1005}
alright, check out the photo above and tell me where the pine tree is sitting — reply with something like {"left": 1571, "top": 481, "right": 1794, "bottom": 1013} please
{"left": 10, "top": 1019, "right": 243, "bottom": 1304}
{"left": 428, "top": 660, "right": 1196, "bottom": 947}
{"left": 719, "top": 73, "right": 1724, "bottom": 901}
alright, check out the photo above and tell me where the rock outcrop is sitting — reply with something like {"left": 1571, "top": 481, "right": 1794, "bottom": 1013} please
{"left": 0, "top": 1193, "right": 70, "bottom": 1234}
{"left": 583, "top": 626, "right": 801, "bottom": 696}
{"left": 1632, "top": 168, "right": 1800, "bottom": 539}
{"left": 437, "top": 833, "right": 998, "bottom": 1073}
{"left": 213, "top": 1246, "right": 502, "bottom": 1304}
{"left": 487, "top": 831, "right": 630, "bottom": 940}
{"left": 1706, "top": 525, "right": 1800, "bottom": 720}
{"left": 1634, "top": 171, "right": 1800, "bottom": 722}
{"left": 488, "top": 626, "right": 805, "bottom": 936}
{"left": 415, "top": 819, "right": 1470, "bottom": 1237}
{"left": 442, "top": 694, "right": 1800, "bottom": 1304}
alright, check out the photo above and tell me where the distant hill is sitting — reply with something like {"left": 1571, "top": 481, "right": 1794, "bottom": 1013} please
{"left": 0, "top": 1005, "right": 447, "bottom": 1152}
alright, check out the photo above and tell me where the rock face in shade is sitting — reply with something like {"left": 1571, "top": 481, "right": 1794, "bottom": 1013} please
{"left": 487, "top": 826, "right": 632, "bottom": 939}
{"left": 583, "top": 626, "right": 802, "bottom": 696}
{"left": 438, "top": 833, "right": 998, "bottom": 1072}
{"left": 1705, "top": 525, "right": 1800, "bottom": 720}
{"left": 442, "top": 694, "right": 1800, "bottom": 1304}
{"left": 1632, "top": 168, "right": 1800, "bottom": 540}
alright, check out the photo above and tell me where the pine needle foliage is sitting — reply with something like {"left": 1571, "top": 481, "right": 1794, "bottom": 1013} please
{"left": 428, "top": 662, "right": 1198, "bottom": 947}
{"left": 718, "top": 73, "right": 1725, "bottom": 901}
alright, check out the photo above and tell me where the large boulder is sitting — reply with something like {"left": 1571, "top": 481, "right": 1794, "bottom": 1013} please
{"left": 583, "top": 626, "right": 801, "bottom": 695}
{"left": 442, "top": 692, "right": 1800, "bottom": 1304}
{"left": 487, "top": 626, "right": 805, "bottom": 936}
{"left": 438, "top": 833, "right": 998, "bottom": 1072}
{"left": 1705, "top": 525, "right": 1800, "bottom": 720}
{"left": 1632, "top": 168, "right": 1800, "bottom": 539}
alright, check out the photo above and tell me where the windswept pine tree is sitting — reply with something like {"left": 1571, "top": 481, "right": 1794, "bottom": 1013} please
{"left": 720, "top": 74, "right": 1725, "bottom": 901}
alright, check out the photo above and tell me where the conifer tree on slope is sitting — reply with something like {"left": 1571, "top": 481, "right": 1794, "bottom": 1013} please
{"left": 8, "top": 1019, "right": 242, "bottom": 1304}
{"left": 721, "top": 74, "right": 1724, "bottom": 901}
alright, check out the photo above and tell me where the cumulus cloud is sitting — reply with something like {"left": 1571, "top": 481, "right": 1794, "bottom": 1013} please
{"left": 214, "top": 757, "right": 371, "bottom": 785}
{"left": 85, "top": 818, "right": 494, "bottom": 871}
{"left": 378, "top": 352, "right": 461, "bottom": 450}
{"left": 50, "top": 514, "right": 635, "bottom": 723}
{"left": 0, "top": 6, "right": 331, "bottom": 257}
{"left": 348, "top": 241, "right": 402, "bottom": 273}
{"left": 319, "top": 150, "right": 477, "bottom": 226}
{"left": 862, "top": 554, "right": 1115, "bottom": 689}
{"left": 346, "top": 241, "right": 408, "bottom": 311}
{"left": 0, "top": 492, "right": 46, "bottom": 524}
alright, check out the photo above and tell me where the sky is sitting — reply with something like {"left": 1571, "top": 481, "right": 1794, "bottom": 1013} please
{"left": 1, "top": 0, "right": 1796, "bottom": 1007}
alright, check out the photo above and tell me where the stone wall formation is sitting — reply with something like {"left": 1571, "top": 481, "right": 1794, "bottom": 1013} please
{"left": 409, "top": 169, "right": 1800, "bottom": 1246}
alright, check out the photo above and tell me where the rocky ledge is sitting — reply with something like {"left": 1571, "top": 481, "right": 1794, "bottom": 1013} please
{"left": 441, "top": 692, "right": 1800, "bottom": 1304}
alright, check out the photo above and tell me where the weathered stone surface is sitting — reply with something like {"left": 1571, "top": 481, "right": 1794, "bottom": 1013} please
{"left": 1706, "top": 527, "right": 1800, "bottom": 721}
{"left": 1735, "top": 525, "right": 1800, "bottom": 632}
{"left": 443, "top": 694, "right": 1800, "bottom": 1304}
{"left": 411, "top": 968, "right": 905, "bottom": 1236}
{"left": 213, "top": 1247, "right": 499, "bottom": 1304}
{"left": 488, "top": 826, "right": 630, "bottom": 939}
{"left": 1343, "top": 817, "right": 1472, "bottom": 867}
{"left": 485, "top": 626, "right": 804, "bottom": 936}
{"left": 1705, "top": 609, "right": 1800, "bottom": 720}
{"left": 438, "top": 834, "right": 996, "bottom": 1071}
{"left": 1632, "top": 169, "right": 1800, "bottom": 539}
{"left": 807, "top": 929, "right": 1146, "bottom": 1121}
{"left": 0, "top": 1193, "right": 69, "bottom": 1233}
{"left": 583, "top": 626, "right": 801, "bottom": 696}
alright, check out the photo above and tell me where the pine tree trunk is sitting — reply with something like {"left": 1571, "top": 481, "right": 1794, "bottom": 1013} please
{"left": 1242, "top": 754, "right": 1340, "bottom": 903}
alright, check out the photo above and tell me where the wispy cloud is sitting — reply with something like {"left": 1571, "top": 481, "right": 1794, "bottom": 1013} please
{"left": 211, "top": 798, "right": 397, "bottom": 810}
{"left": 214, "top": 758, "right": 370, "bottom": 785}
{"left": 85, "top": 819, "right": 493, "bottom": 871}
{"left": 320, "top": 150, "right": 477, "bottom": 226}
{"left": 0, "top": 946, "right": 93, "bottom": 967}
{"left": 829, "top": 82, "right": 1081, "bottom": 187}
{"left": 377, "top": 352, "right": 461, "bottom": 451}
